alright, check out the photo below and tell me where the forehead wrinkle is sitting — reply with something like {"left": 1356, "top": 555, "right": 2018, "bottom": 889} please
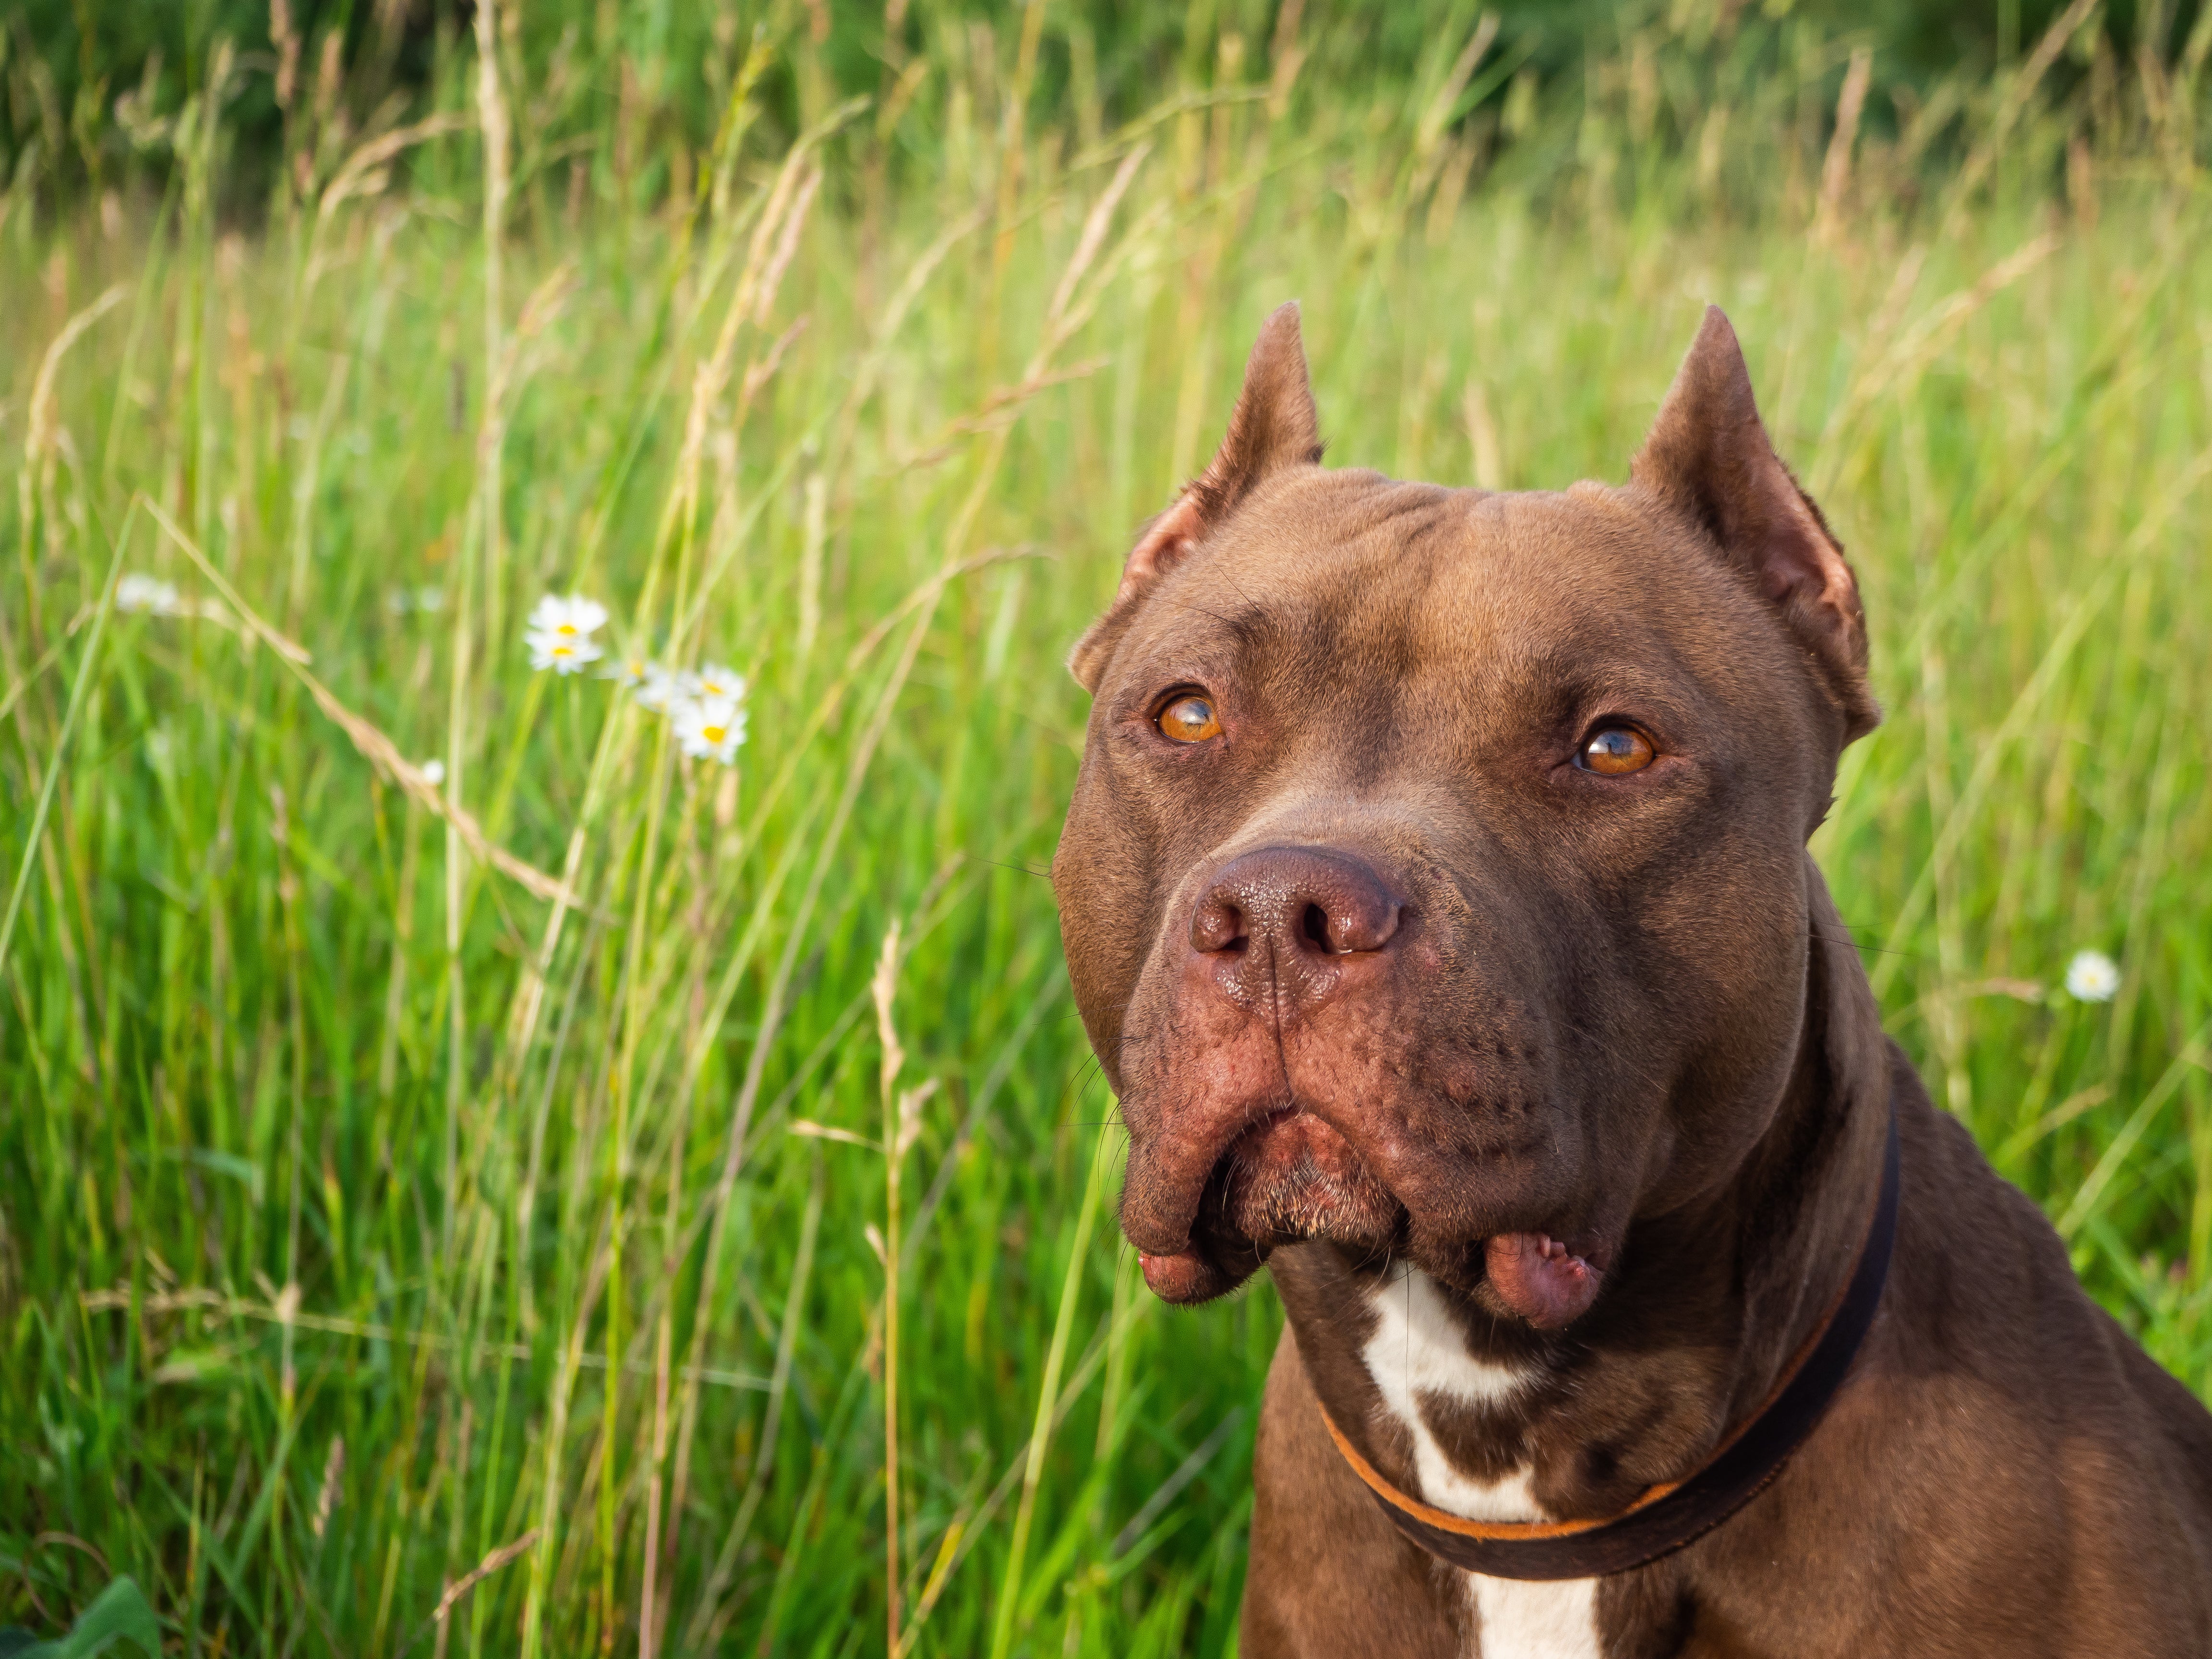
{"left": 1206, "top": 505, "right": 1480, "bottom": 782}
{"left": 1209, "top": 472, "right": 1464, "bottom": 587}
{"left": 1119, "top": 578, "right": 1269, "bottom": 683}
{"left": 1385, "top": 497, "right": 1542, "bottom": 727}
{"left": 1407, "top": 491, "right": 1718, "bottom": 720}
{"left": 1486, "top": 490, "right": 1818, "bottom": 737}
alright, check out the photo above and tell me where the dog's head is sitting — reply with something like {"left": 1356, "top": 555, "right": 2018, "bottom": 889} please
{"left": 1051, "top": 304, "right": 1879, "bottom": 1327}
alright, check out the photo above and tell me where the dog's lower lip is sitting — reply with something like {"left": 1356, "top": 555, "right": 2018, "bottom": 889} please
{"left": 1483, "top": 1229, "right": 1609, "bottom": 1328}
{"left": 1139, "top": 1245, "right": 1245, "bottom": 1303}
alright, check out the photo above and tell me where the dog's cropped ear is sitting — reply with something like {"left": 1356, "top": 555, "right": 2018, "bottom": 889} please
{"left": 1069, "top": 302, "right": 1322, "bottom": 692}
{"left": 1633, "top": 306, "right": 1881, "bottom": 744}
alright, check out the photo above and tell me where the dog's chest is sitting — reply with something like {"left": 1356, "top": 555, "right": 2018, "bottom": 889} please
{"left": 1459, "top": 1578, "right": 1601, "bottom": 1659}
{"left": 1363, "top": 1271, "right": 1604, "bottom": 1659}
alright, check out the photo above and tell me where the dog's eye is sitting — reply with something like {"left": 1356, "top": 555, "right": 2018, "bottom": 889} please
{"left": 1157, "top": 693, "right": 1222, "bottom": 744}
{"left": 1579, "top": 725, "right": 1655, "bottom": 776}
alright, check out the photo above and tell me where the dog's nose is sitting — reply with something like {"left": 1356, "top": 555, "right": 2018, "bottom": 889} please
{"left": 1190, "top": 849, "right": 1402, "bottom": 1007}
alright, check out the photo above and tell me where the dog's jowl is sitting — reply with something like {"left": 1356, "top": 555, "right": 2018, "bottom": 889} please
{"left": 1051, "top": 304, "right": 2212, "bottom": 1656}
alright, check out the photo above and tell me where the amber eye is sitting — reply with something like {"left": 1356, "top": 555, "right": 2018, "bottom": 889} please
{"left": 1157, "top": 693, "right": 1222, "bottom": 744}
{"left": 1579, "top": 725, "right": 1655, "bottom": 776}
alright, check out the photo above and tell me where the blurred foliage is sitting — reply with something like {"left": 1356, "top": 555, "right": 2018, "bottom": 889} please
{"left": 6, "top": 0, "right": 2209, "bottom": 220}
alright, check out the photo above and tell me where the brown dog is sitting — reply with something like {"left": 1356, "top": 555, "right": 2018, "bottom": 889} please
{"left": 1051, "top": 304, "right": 2212, "bottom": 1656}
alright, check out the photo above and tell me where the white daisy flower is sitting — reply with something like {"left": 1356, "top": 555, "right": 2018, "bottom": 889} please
{"left": 671, "top": 693, "right": 747, "bottom": 764}
{"left": 117, "top": 573, "right": 183, "bottom": 615}
{"left": 601, "top": 652, "right": 684, "bottom": 711}
{"left": 690, "top": 661, "right": 746, "bottom": 702}
{"left": 600, "top": 651, "right": 655, "bottom": 687}
{"left": 527, "top": 593, "right": 609, "bottom": 642}
{"left": 527, "top": 627, "right": 603, "bottom": 674}
{"left": 633, "top": 664, "right": 687, "bottom": 713}
{"left": 2064, "top": 950, "right": 2120, "bottom": 1003}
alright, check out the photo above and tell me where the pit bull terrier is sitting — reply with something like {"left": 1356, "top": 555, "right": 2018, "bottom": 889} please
{"left": 1050, "top": 303, "right": 2212, "bottom": 1656}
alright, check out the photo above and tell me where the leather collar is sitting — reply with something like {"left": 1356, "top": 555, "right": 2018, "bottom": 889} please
{"left": 1318, "top": 1089, "right": 1901, "bottom": 1581}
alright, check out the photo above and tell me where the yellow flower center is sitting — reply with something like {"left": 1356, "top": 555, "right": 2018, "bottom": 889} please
{"left": 553, "top": 623, "right": 579, "bottom": 637}
{"left": 702, "top": 724, "right": 726, "bottom": 743}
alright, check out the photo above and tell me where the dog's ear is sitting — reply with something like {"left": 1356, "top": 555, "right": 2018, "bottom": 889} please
{"left": 1069, "top": 302, "right": 1322, "bottom": 692}
{"left": 1633, "top": 306, "right": 1880, "bottom": 744}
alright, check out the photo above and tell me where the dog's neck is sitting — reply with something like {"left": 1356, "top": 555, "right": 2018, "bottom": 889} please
{"left": 1268, "top": 863, "right": 1895, "bottom": 1525}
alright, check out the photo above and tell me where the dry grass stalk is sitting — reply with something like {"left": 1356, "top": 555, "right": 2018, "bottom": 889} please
{"left": 872, "top": 920, "right": 907, "bottom": 1658}
{"left": 1814, "top": 47, "right": 1875, "bottom": 243}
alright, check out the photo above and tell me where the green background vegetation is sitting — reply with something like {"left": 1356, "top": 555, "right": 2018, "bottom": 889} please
{"left": 4, "top": 0, "right": 2211, "bottom": 1654}
{"left": 8, "top": 0, "right": 2209, "bottom": 217}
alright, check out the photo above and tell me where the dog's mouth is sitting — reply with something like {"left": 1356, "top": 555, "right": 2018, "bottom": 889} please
{"left": 1130, "top": 1107, "right": 1612, "bottom": 1328}
{"left": 1213, "top": 1108, "right": 1405, "bottom": 1248}
{"left": 1130, "top": 1107, "right": 1385, "bottom": 1303}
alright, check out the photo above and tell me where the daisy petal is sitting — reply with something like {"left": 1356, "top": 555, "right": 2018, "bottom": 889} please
{"left": 2064, "top": 950, "right": 2119, "bottom": 1003}
{"left": 527, "top": 593, "right": 611, "bottom": 640}
{"left": 692, "top": 661, "right": 746, "bottom": 702}
{"left": 117, "top": 573, "right": 184, "bottom": 615}
{"left": 528, "top": 627, "right": 604, "bottom": 674}
{"left": 672, "top": 693, "right": 746, "bottom": 764}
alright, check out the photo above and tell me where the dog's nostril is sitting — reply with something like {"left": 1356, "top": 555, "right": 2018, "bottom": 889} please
{"left": 1192, "top": 847, "right": 1401, "bottom": 971}
{"left": 1190, "top": 897, "right": 1248, "bottom": 955}
{"left": 1301, "top": 903, "right": 1333, "bottom": 952}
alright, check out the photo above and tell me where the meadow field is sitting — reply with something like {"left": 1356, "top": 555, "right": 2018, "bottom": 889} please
{"left": 3, "top": 1, "right": 2211, "bottom": 1653}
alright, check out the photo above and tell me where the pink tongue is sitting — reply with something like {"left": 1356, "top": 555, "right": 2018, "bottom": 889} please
{"left": 1484, "top": 1233, "right": 1603, "bottom": 1329}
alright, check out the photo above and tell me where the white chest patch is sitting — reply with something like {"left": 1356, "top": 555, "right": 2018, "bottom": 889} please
{"left": 1361, "top": 1268, "right": 1604, "bottom": 1659}
{"left": 1361, "top": 1266, "right": 1538, "bottom": 1519}
{"left": 1463, "top": 1576, "right": 1601, "bottom": 1659}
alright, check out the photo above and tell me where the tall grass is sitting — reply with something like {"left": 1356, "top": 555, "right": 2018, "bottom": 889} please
{"left": 3, "top": 2, "right": 2211, "bottom": 1654}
